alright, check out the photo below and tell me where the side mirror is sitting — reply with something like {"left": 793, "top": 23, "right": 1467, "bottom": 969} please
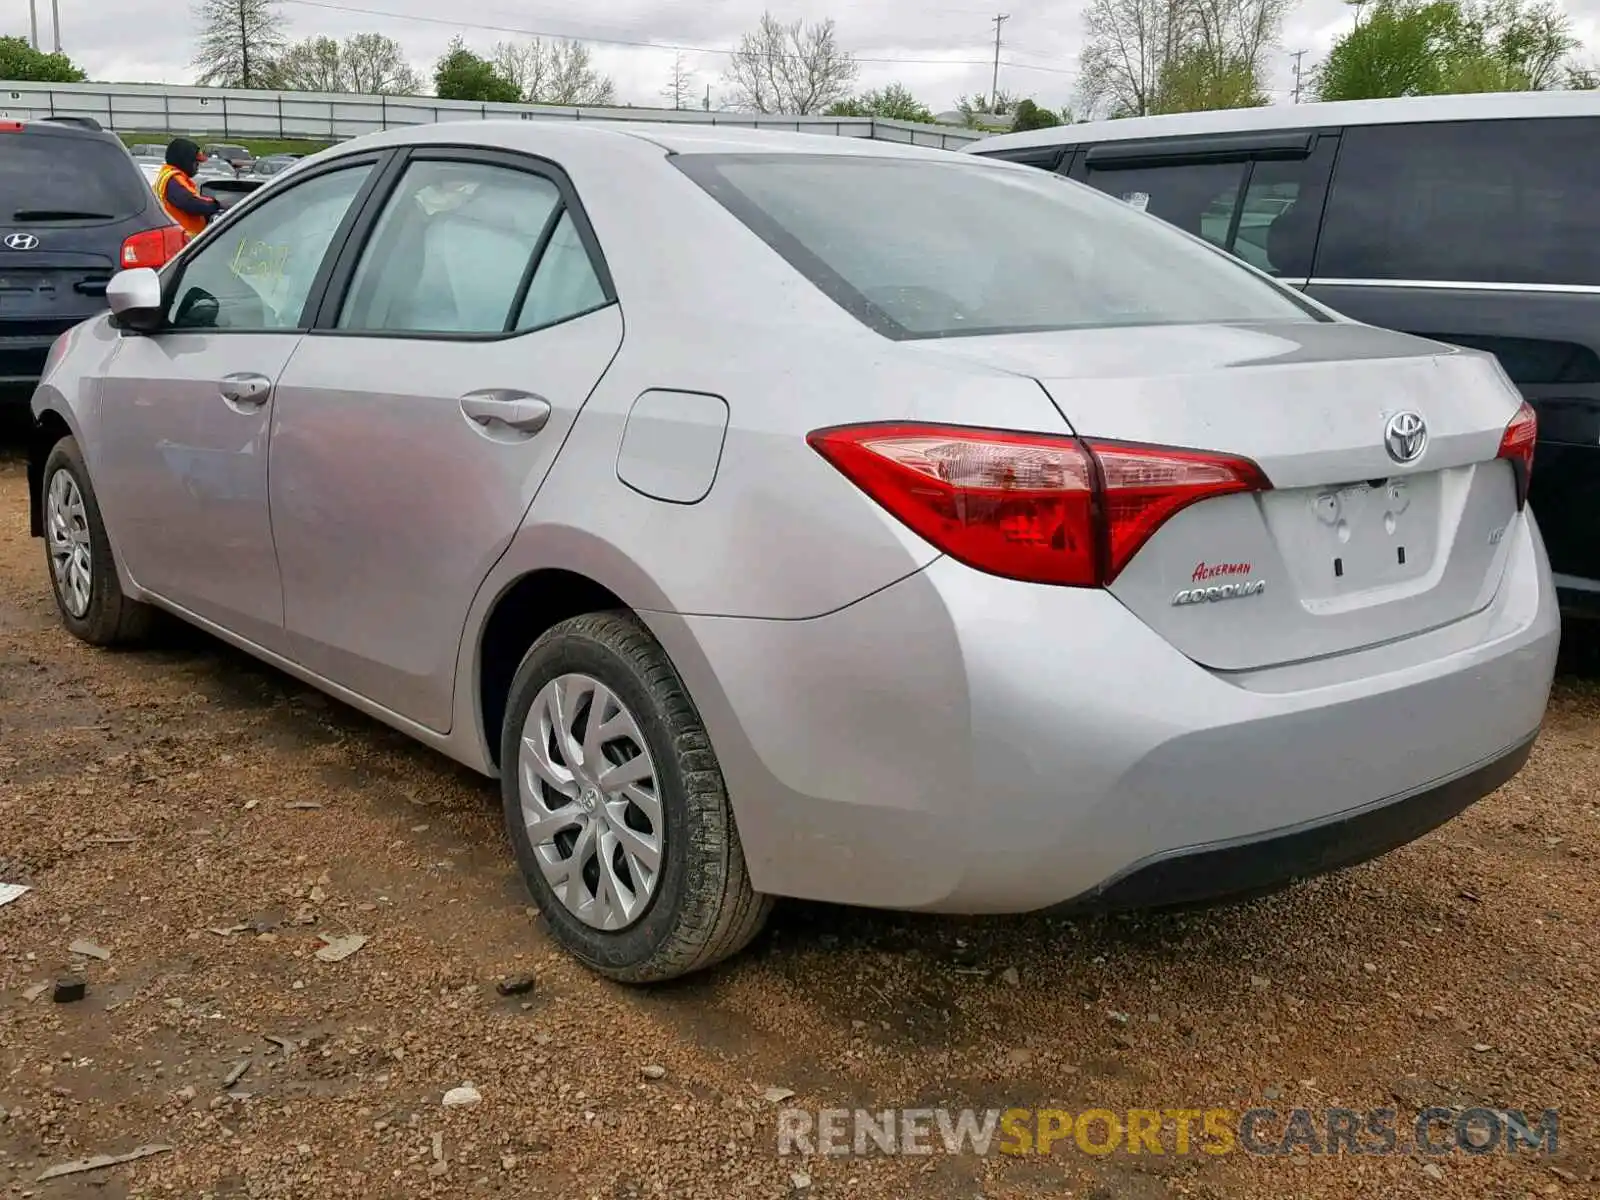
{"left": 106, "top": 268, "right": 164, "bottom": 332}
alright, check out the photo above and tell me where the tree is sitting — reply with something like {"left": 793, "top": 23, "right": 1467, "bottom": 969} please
{"left": 1566, "top": 62, "right": 1599, "bottom": 88}
{"left": 341, "top": 33, "right": 422, "bottom": 95}
{"left": 1077, "top": 0, "right": 1287, "bottom": 117}
{"left": 722, "top": 12, "right": 858, "bottom": 113}
{"left": 434, "top": 37, "right": 521, "bottom": 103}
{"left": 491, "top": 39, "right": 616, "bottom": 106}
{"left": 825, "top": 83, "right": 935, "bottom": 122}
{"left": 192, "top": 0, "right": 287, "bottom": 89}
{"left": 270, "top": 33, "right": 420, "bottom": 94}
{"left": 955, "top": 89, "right": 1018, "bottom": 128}
{"left": 662, "top": 51, "right": 695, "bottom": 109}
{"left": 1315, "top": 0, "right": 1577, "bottom": 101}
{"left": 1009, "top": 98, "right": 1064, "bottom": 131}
{"left": 0, "top": 35, "right": 86, "bottom": 82}
{"left": 270, "top": 36, "right": 342, "bottom": 92}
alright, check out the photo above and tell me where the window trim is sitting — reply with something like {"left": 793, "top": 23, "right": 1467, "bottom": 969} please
{"left": 307, "top": 145, "right": 617, "bottom": 343}
{"left": 152, "top": 151, "right": 397, "bottom": 338}
{"left": 1084, "top": 130, "right": 1318, "bottom": 170}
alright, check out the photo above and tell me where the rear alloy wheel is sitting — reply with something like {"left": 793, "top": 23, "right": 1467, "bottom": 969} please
{"left": 500, "top": 612, "right": 771, "bottom": 982}
{"left": 41, "top": 436, "right": 153, "bottom": 647}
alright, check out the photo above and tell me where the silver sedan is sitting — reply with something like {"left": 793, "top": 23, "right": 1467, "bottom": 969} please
{"left": 26, "top": 121, "right": 1558, "bottom": 981}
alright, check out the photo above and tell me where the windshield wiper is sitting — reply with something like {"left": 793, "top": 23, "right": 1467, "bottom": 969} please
{"left": 11, "top": 209, "right": 114, "bottom": 221}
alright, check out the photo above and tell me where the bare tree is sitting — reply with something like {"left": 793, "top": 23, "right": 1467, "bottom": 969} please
{"left": 1078, "top": 0, "right": 1286, "bottom": 116}
{"left": 342, "top": 32, "right": 422, "bottom": 95}
{"left": 722, "top": 12, "right": 858, "bottom": 113}
{"left": 662, "top": 51, "right": 694, "bottom": 109}
{"left": 491, "top": 39, "right": 617, "bottom": 105}
{"left": 192, "top": 0, "right": 287, "bottom": 89}
{"left": 272, "top": 32, "right": 419, "bottom": 94}
{"left": 270, "top": 36, "right": 343, "bottom": 92}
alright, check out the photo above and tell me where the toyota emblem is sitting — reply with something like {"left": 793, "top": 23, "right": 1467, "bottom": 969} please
{"left": 3, "top": 232, "right": 40, "bottom": 250}
{"left": 1384, "top": 411, "right": 1427, "bottom": 464}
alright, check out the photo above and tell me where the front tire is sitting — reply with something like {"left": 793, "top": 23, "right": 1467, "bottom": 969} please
{"left": 41, "top": 436, "right": 153, "bottom": 647}
{"left": 500, "top": 611, "right": 771, "bottom": 983}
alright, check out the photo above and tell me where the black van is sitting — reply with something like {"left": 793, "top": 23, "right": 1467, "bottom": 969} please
{"left": 967, "top": 92, "right": 1600, "bottom": 617}
{"left": 0, "top": 118, "right": 180, "bottom": 398}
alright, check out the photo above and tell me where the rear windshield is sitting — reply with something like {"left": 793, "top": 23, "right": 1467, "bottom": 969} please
{"left": 1, "top": 133, "right": 149, "bottom": 221}
{"left": 675, "top": 153, "right": 1321, "bottom": 340}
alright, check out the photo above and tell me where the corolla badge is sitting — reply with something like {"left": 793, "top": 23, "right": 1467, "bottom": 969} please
{"left": 3, "top": 232, "right": 40, "bottom": 250}
{"left": 1172, "top": 579, "right": 1267, "bottom": 606}
{"left": 1384, "top": 411, "right": 1427, "bottom": 464}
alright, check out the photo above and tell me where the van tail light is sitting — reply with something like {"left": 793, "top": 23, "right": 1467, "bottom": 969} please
{"left": 807, "top": 422, "right": 1270, "bottom": 587}
{"left": 1496, "top": 400, "right": 1537, "bottom": 509}
{"left": 120, "top": 223, "right": 186, "bottom": 269}
{"left": 0, "top": 120, "right": 24, "bottom": 133}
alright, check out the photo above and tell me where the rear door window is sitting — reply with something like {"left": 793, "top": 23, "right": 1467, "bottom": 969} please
{"left": 1, "top": 132, "right": 149, "bottom": 221}
{"left": 1317, "top": 117, "right": 1600, "bottom": 286}
{"left": 1229, "top": 154, "right": 1331, "bottom": 280}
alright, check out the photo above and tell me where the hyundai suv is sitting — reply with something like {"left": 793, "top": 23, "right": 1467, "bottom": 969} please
{"left": 1, "top": 118, "right": 183, "bottom": 399}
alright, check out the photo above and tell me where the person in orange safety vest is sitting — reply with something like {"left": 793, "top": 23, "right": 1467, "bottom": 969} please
{"left": 154, "top": 138, "right": 222, "bottom": 239}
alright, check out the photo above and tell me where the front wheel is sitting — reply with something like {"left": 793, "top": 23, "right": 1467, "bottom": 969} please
{"left": 500, "top": 611, "right": 771, "bottom": 983}
{"left": 41, "top": 436, "right": 153, "bottom": 647}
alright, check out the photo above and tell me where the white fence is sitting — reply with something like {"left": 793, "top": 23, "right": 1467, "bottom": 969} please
{"left": 0, "top": 80, "right": 984, "bottom": 151}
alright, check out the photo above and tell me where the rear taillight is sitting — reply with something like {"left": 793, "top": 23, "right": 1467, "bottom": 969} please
{"left": 1496, "top": 400, "right": 1537, "bottom": 509}
{"left": 0, "top": 120, "right": 23, "bottom": 133}
{"left": 120, "top": 224, "right": 186, "bottom": 269}
{"left": 807, "top": 422, "right": 1270, "bottom": 587}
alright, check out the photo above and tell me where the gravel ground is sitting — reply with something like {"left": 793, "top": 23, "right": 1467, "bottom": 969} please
{"left": 1, "top": 443, "right": 1596, "bottom": 1200}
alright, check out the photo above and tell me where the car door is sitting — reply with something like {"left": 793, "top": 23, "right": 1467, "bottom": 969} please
{"left": 94, "top": 155, "right": 385, "bottom": 651}
{"left": 268, "top": 149, "right": 623, "bottom": 731}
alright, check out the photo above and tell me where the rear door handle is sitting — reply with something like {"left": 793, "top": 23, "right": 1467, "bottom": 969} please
{"left": 460, "top": 390, "right": 552, "bottom": 435}
{"left": 219, "top": 372, "right": 272, "bottom": 409}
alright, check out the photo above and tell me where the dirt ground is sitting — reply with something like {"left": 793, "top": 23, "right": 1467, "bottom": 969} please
{"left": 1, "top": 437, "right": 1596, "bottom": 1200}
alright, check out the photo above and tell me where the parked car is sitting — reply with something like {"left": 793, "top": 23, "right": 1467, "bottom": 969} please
{"left": 248, "top": 153, "right": 302, "bottom": 179}
{"left": 127, "top": 142, "right": 167, "bottom": 160}
{"left": 0, "top": 117, "right": 183, "bottom": 397}
{"left": 967, "top": 90, "right": 1600, "bottom": 618}
{"left": 202, "top": 142, "right": 254, "bottom": 173}
{"left": 27, "top": 122, "right": 1558, "bottom": 982}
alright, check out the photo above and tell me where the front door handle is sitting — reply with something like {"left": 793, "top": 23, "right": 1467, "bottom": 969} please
{"left": 219, "top": 372, "right": 272, "bottom": 409}
{"left": 460, "top": 390, "right": 552, "bottom": 435}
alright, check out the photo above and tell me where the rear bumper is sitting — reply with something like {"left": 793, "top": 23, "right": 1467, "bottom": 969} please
{"left": 1059, "top": 732, "right": 1536, "bottom": 912}
{"left": 0, "top": 333, "right": 55, "bottom": 388}
{"left": 647, "top": 508, "right": 1558, "bottom": 913}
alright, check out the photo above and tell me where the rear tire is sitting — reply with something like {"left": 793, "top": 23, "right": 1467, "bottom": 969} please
{"left": 500, "top": 611, "right": 771, "bottom": 983}
{"left": 41, "top": 436, "right": 153, "bottom": 647}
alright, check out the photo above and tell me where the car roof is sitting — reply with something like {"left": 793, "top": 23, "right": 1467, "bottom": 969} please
{"left": 17, "top": 117, "right": 122, "bottom": 144}
{"left": 965, "top": 88, "right": 1600, "bottom": 153}
{"left": 316, "top": 118, "right": 962, "bottom": 163}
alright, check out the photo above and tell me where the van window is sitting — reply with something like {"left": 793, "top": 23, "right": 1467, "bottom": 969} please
{"left": 1081, "top": 160, "right": 1245, "bottom": 249}
{"left": 1230, "top": 157, "right": 1328, "bottom": 279}
{"left": 1317, "top": 117, "right": 1600, "bottom": 287}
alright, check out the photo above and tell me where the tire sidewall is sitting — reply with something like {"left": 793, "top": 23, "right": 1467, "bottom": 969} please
{"left": 41, "top": 438, "right": 122, "bottom": 643}
{"left": 500, "top": 620, "right": 699, "bottom": 974}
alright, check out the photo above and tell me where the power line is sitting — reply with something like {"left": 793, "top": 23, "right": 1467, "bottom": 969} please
{"left": 276, "top": 0, "right": 1078, "bottom": 75}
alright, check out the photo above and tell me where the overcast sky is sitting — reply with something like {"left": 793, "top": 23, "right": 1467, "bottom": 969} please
{"left": 7, "top": 0, "right": 1599, "bottom": 113}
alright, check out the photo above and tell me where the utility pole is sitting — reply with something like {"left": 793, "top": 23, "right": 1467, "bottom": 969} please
{"left": 989, "top": 14, "right": 1009, "bottom": 113}
{"left": 28, "top": 0, "right": 39, "bottom": 49}
{"left": 51, "top": 0, "right": 62, "bottom": 52}
{"left": 703, "top": 84, "right": 711, "bottom": 111}
{"left": 1290, "top": 49, "right": 1307, "bottom": 103}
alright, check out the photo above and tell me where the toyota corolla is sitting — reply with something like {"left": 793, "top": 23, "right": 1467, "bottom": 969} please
{"left": 27, "top": 122, "right": 1558, "bottom": 982}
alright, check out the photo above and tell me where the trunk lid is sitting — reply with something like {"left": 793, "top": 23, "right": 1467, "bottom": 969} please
{"left": 905, "top": 321, "right": 1524, "bottom": 670}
